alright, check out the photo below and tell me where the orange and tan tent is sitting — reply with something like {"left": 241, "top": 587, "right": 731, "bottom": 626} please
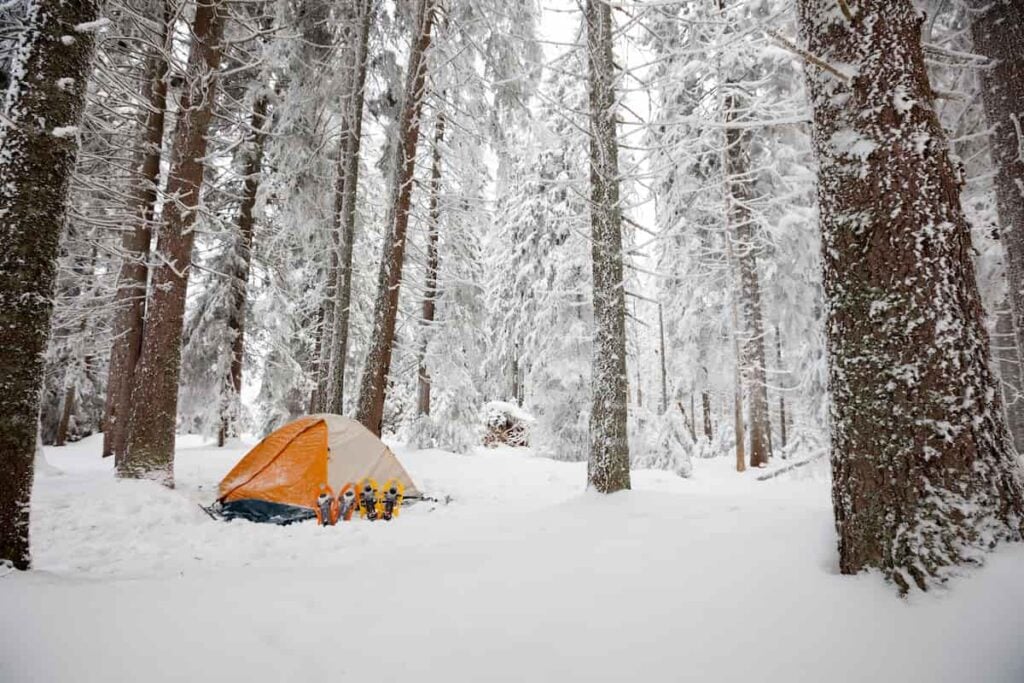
{"left": 216, "top": 414, "right": 420, "bottom": 523}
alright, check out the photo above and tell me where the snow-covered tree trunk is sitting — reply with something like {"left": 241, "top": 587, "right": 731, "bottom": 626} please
{"left": 993, "top": 302, "right": 1024, "bottom": 451}
{"left": 723, "top": 93, "right": 772, "bottom": 468}
{"left": 585, "top": 0, "right": 630, "bottom": 493}
{"left": 701, "top": 390, "right": 712, "bottom": 440}
{"left": 121, "top": 0, "right": 227, "bottom": 485}
{"left": 324, "top": 0, "right": 373, "bottom": 415}
{"left": 102, "top": 0, "right": 172, "bottom": 460}
{"left": 727, "top": 272, "right": 746, "bottom": 473}
{"left": 0, "top": 0, "right": 99, "bottom": 570}
{"left": 218, "top": 90, "right": 270, "bottom": 446}
{"left": 798, "top": 0, "right": 1024, "bottom": 590}
{"left": 417, "top": 110, "right": 445, "bottom": 416}
{"left": 355, "top": 0, "right": 437, "bottom": 435}
{"left": 658, "top": 302, "right": 668, "bottom": 413}
{"left": 775, "top": 325, "right": 787, "bottom": 450}
{"left": 969, "top": 0, "right": 1024, "bottom": 451}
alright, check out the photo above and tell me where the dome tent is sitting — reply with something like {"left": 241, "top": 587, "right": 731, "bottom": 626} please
{"left": 216, "top": 414, "right": 420, "bottom": 524}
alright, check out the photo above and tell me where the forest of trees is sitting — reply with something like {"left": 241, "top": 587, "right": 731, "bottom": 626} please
{"left": 1, "top": 0, "right": 1023, "bottom": 591}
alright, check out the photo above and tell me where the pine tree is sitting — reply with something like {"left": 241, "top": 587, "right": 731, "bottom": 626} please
{"left": 355, "top": 0, "right": 438, "bottom": 435}
{"left": 121, "top": 0, "right": 228, "bottom": 485}
{"left": 417, "top": 110, "right": 445, "bottom": 416}
{"left": 323, "top": 0, "right": 374, "bottom": 415}
{"left": 968, "top": 0, "right": 1024, "bottom": 449}
{"left": 798, "top": 0, "right": 1024, "bottom": 590}
{"left": 585, "top": 0, "right": 630, "bottom": 493}
{"left": 0, "top": 0, "right": 100, "bottom": 570}
{"left": 102, "top": 0, "right": 173, "bottom": 460}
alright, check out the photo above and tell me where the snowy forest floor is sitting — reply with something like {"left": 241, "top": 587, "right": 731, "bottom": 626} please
{"left": 2, "top": 436, "right": 1023, "bottom": 682}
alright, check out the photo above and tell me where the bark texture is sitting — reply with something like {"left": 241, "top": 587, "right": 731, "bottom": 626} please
{"left": 355, "top": 0, "right": 437, "bottom": 435}
{"left": 121, "top": 0, "right": 228, "bottom": 485}
{"left": 798, "top": 0, "right": 1024, "bottom": 590}
{"left": 585, "top": 0, "right": 631, "bottom": 493}
{"left": 417, "top": 111, "right": 445, "bottom": 416}
{"left": 103, "top": 0, "right": 172, "bottom": 460}
{"left": 0, "top": 0, "right": 99, "bottom": 570}
{"left": 993, "top": 302, "right": 1024, "bottom": 451}
{"left": 218, "top": 90, "right": 270, "bottom": 446}
{"left": 969, "top": 0, "right": 1024, "bottom": 451}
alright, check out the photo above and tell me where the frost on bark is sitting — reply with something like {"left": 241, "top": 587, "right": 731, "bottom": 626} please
{"left": 324, "top": 0, "right": 373, "bottom": 415}
{"left": 968, "top": 0, "right": 1024, "bottom": 451}
{"left": 355, "top": 0, "right": 437, "bottom": 435}
{"left": 0, "top": 0, "right": 99, "bottom": 570}
{"left": 723, "top": 92, "right": 772, "bottom": 469}
{"left": 798, "top": 0, "right": 1024, "bottom": 590}
{"left": 121, "top": 0, "right": 228, "bottom": 485}
{"left": 417, "top": 110, "right": 445, "bottom": 416}
{"left": 103, "top": 0, "right": 172, "bottom": 461}
{"left": 993, "top": 301, "right": 1024, "bottom": 451}
{"left": 585, "top": 0, "right": 630, "bottom": 493}
{"left": 775, "top": 325, "right": 788, "bottom": 450}
{"left": 218, "top": 89, "right": 270, "bottom": 446}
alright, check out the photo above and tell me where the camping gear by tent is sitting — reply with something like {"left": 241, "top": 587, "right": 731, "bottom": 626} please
{"left": 215, "top": 414, "right": 420, "bottom": 524}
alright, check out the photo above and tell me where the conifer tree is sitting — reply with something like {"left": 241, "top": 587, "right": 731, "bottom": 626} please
{"left": 0, "top": 0, "right": 100, "bottom": 569}
{"left": 585, "top": 0, "right": 630, "bottom": 492}
{"left": 798, "top": 0, "right": 1024, "bottom": 590}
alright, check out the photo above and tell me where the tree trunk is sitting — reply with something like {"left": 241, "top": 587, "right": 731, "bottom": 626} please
{"left": 355, "top": 0, "right": 437, "bottom": 435}
{"left": 658, "top": 302, "right": 669, "bottom": 413}
{"left": 723, "top": 92, "right": 772, "bottom": 468}
{"left": 585, "top": 0, "right": 631, "bottom": 493}
{"left": 54, "top": 385, "right": 75, "bottom": 448}
{"left": 798, "top": 0, "right": 1024, "bottom": 590}
{"left": 0, "top": 0, "right": 99, "bottom": 570}
{"left": 218, "top": 90, "right": 270, "bottom": 446}
{"left": 511, "top": 346, "right": 521, "bottom": 406}
{"left": 776, "top": 325, "right": 788, "bottom": 452}
{"left": 725, "top": 235, "right": 746, "bottom": 472}
{"left": 324, "top": 0, "right": 374, "bottom": 415}
{"left": 102, "top": 0, "right": 172, "bottom": 460}
{"left": 702, "top": 390, "right": 712, "bottom": 440}
{"left": 993, "top": 300, "right": 1024, "bottom": 451}
{"left": 969, "top": 0, "right": 1024, "bottom": 451}
{"left": 417, "top": 111, "right": 445, "bottom": 416}
{"left": 121, "top": 0, "right": 228, "bottom": 485}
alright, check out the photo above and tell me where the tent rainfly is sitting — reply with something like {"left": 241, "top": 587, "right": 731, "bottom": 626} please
{"left": 215, "top": 414, "right": 420, "bottom": 524}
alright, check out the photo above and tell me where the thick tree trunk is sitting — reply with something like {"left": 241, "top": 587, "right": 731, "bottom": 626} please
{"left": 417, "top": 111, "right": 445, "bottom": 416}
{"left": 585, "top": 0, "right": 630, "bottom": 493}
{"left": 121, "top": 0, "right": 228, "bottom": 485}
{"left": 0, "top": 0, "right": 98, "bottom": 570}
{"left": 324, "top": 0, "right": 374, "bottom": 415}
{"left": 798, "top": 0, "right": 1024, "bottom": 590}
{"left": 102, "top": 0, "right": 172, "bottom": 460}
{"left": 969, "top": 0, "right": 1024, "bottom": 451}
{"left": 218, "top": 90, "right": 270, "bottom": 446}
{"left": 355, "top": 0, "right": 437, "bottom": 435}
{"left": 723, "top": 93, "right": 772, "bottom": 468}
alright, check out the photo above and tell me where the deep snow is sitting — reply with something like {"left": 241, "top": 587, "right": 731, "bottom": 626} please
{"left": 2, "top": 435, "right": 1023, "bottom": 683}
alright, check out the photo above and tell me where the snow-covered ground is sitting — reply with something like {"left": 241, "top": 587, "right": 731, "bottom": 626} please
{"left": 2, "top": 435, "right": 1023, "bottom": 683}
